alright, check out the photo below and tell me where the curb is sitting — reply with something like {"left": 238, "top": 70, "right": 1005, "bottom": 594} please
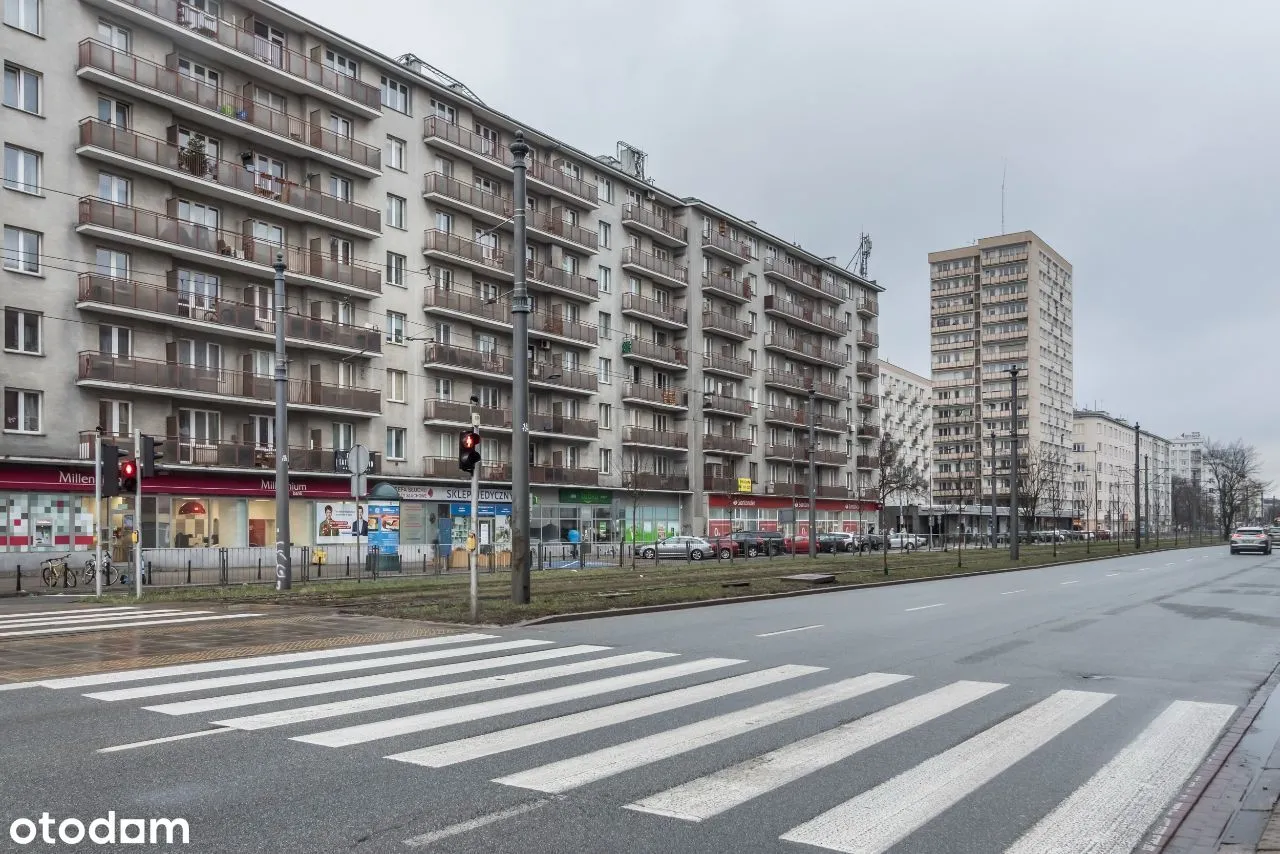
{"left": 517, "top": 542, "right": 1217, "bottom": 626}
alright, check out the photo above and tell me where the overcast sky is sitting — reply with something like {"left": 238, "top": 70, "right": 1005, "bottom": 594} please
{"left": 298, "top": 0, "right": 1280, "bottom": 488}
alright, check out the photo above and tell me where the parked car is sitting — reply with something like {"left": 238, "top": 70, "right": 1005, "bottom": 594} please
{"left": 702, "top": 535, "right": 743, "bottom": 560}
{"left": 888, "top": 533, "right": 927, "bottom": 551}
{"left": 1230, "top": 526, "right": 1272, "bottom": 555}
{"left": 634, "top": 536, "right": 715, "bottom": 560}
{"left": 723, "top": 530, "right": 786, "bottom": 557}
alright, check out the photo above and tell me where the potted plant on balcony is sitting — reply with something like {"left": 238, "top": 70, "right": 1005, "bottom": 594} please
{"left": 180, "top": 135, "right": 210, "bottom": 178}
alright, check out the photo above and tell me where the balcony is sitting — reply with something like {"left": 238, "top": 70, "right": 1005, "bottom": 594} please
{"left": 78, "top": 431, "right": 364, "bottom": 474}
{"left": 932, "top": 337, "right": 976, "bottom": 352}
{"left": 528, "top": 411, "right": 599, "bottom": 439}
{"left": 701, "top": 311, "right": 753, "bottom": 341}
{"left": 700, "top": 273, "right": 751, "bottom": 304}
{"left": 422, "top": 400, "right": 598, "bottom": 440}
{"left": 77, "top": 40, "right": 380, "bottom": 176}
{"left": 622, "top": 383, "right": 689, "bottom": 411}
{"left": 621, "top": 338, "right": 689, "bottom": 370}
{"left": 765, "top": 443, "right": 803, "bottom": 461}
{"left": 78, "top": 119, "right": 380, "bottom": 236}
{"left": 701, "top": 394, "right": 752, "bottom": 418}
{"left": 621, "top": 204, "right": 687, "bottom": 248}
{"left": 79, "top": 0, "right": 382, "bottom": 116}
{"left": 422, "top": 288, "right": 597, "bottom": 348}
{"left": 856, "top": 393, "right": 880, "bottom": 411}
{"left": 763, "top": 258, "right": 844, "bottom": 302}
{"left": 531, "top": 361, "right": 598, "bottom": 394}
{"left": 621, "top": 293, "right": 688, "bottom": 329}
{"left": 527, "top": 160, "right": 599, "bottom": 209}
{"left": 76, "top": 198, "right": 381, "bottom": 297}
{"left": 763, "top": 371, "right": 850, "bottom": 401}
{"left": 855, "top": 361, "right": 880, "bottom": 379}
{"left": 763, "top": 296, "right": 848, "bottom": 336}
{"left": 703, "top": 434, "right": 753, "bottom": 456}
{"left": 423, "top": 342, "right": 511, "bottom": 380}
{"left": 705, "top": 476, "right": 746, "bottom": 494}
{"left": 982, "top": 328, "right": 1028, "bottom": 344}
{"left": 622, "top": 427, "right": 689, "bottom": 450}
{"left": 531, "top": 466, "right": 600, "bottom": 486}
{"left": 531, "top": 210, "right": 599, "bottom": 254}
{"left": 856, "top": 297, "right": 879, "bottom": 318}
{"left": 763, "top": 405, "right": 847, "bottom": 434}
{"left": 529, "top": 262, "right": 599, "bottom": 302}
{"left": 622, "top": 247, "right": 688, "bottom": 288}
{"left": 817, "top": 485, "right": 850, "bottom": 499}
{"left": 701, "top": 231, "right": 753, "bottom": 263}
{"left": 701, "top": 350, "right": 752, "bottom": 378}
{"left": 856, "top": 423, "right": 882, "bottom": 440}
{"left": 424, "top": 456, "right": 513, "bottom": 483}
{"left": 77, "top": 273, "right": 380, "bottom": 357}
{"left": 623, "top": 472, "right": 690, "bottom": 492}
{"left": 934, "top": 376, "right": 976, "bottom": 390}
{"left": 422, "top": 172, "right": 511, "bottom": 225}
{"left": 764, "top": 333, "right": 848, "bottom": 368}
{"left": 422, "top": 229, "right": 513, "bottom": 280}
{"left": 77, "top": 351, "right": 380, "bottom": 415}
{"left": 982, "top": 289, "right": 1027, "bottom": 305}
{"left": 768, "top": 482, "right": 807, "bottom": 497}
{"left": 856, "top": 455, "right": 880, "bottom": 470}
{"left": 857, "top": 330, "right": 880, "bottom": 349}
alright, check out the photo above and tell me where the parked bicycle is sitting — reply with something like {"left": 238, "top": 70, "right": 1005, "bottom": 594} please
{"left": 40, "top": 554, "right": 77, "bottom": 588}
{"left": 82, "top": 555, "right": 118, "bottom": 587}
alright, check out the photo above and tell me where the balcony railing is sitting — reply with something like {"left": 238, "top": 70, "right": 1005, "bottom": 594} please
{"left": 701, "top": 350, "right": 751, "bottom": 376}
{"left": 622, "top": 383, "right": 689, "bottom": 408}
{"left": 763, "top": 371, "right": 849, "bottom": 400}
{"left": 622, "top": 247, "right": 688, "bottom": 285}
{"left": 856, "top": 455, "right": 881, "bottom": 470}
{"left": 701, "top": 311, "right": 753, "bottom": 339}
{"left": 817, "top": 485, "right": 850, "bottom": 499}
{"left": 419, "top": 119, "right": 595, "bottom": 204}
{"left": 424, "top": 456, "right": 512, "bottom": 482}
{"left": 856, "top": 297, "right": 879, "bottom": 317}
{"left": 534, "top": 210, "right": 599, "bottom": 251}
{"left": 621, "top": 338, "right": 688, "bottom": 367}
{"left": 763, "top": 258, "right": 843, "bottom": 301}
{"left": 701, "top": 231, "right": 753, "bottom": 262}
{"left": 526, "top": 160, "right": 598, "bottom": 207}
{"left": 424, "top": 342, "right": 512, "bottom": 379}
{"left": 765, "top": 443, "right": 803, "bottom": 460}
{"left": 702, "top": 434, "right": 753, "bottom": 455}
{"left": 79, "top": 119, "right": 381, "bottom": 233}
{"left": 423, "top": 399, "right": 511, "bottom": 430}
{"left": 100, "top": 0, "right": 383, "bottom": 111}
{"left": 763, "top": 406, "right": 846, "bottom": 432}
{"left": 857, "top": 330, "right": 880, "bottom": 348}
{"left": 79, "top": 431, "right": 361, "bottom": 473}
{"left": 623, "top": 472, "right": 690, "bottom": 491}
{"left": 700, "top": 273, "right": 751, "bottom": 302}
{"left": 78, "top": 273, "right": 380, "bottom": 354}
{"left": 764, "top": 333, "right": 848, "bottom": 367}
{"left": 423, "top": 171, "right": 511, "bottom": 221}
{"left": 622, "top": 293, "right": 687, "bottom": 326}
{"left": 857, "top": 393, "right": 880, "bottom": 410}
{"left": 855, "top": 361, "right": 880, "bottom": 378}
{"left": 705, "top": 476, "right": 745, "bottom": 493}
{"left": 77, "top": 40, "right": 380, "bottom": 171}
{"left": 77, "top": 198, "right": 382, "bottom": 294}
{"left": 421, "top": 288, "right": 597, "bottom": 346}
{"left": 77, "top": 351, "right": 380, "bottom": 413}
{"left": 531, "top": 465, "right": 600, "bottom": 486}
{"left": 702, "top": 394, "right": 752, "bottom": 416}
{"left": 856, "top": 423, "right": 882, "bottom": 439}
{"left": 423, "top": 229, "right": 512, "bottom": 277}
{"left": 763, "top": 296, "right": 849, "bottom": 335}
{"left": 529, "top": 411, "right": 598, "bottom": 438}
{"left": 529, "top": 263, "right": 600, "bottom": 301}
{"left": 621, "top": 203, "right": 687, "bottom": 245}
{"left": 622, "top": 427, "right": 689, "bottom": 449}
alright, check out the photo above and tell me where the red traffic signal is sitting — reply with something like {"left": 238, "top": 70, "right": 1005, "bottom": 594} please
{"left": 119, "top": 458, "right": 138, "bottom": 492}
{"left": 458, "top": 430, "right": 481, "bottom": 473}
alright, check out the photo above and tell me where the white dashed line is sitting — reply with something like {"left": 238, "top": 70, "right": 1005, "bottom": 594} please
{"left": 1000, "top": 590, "right": 1025, "bottom": 596}
{"left": 1106, "top": 573, "right": 1120, "bottom": 577}
{"left": 757, "top": 625, "right": 824, "bottom": 638}
{"left": 1060, "top": 581, "right": 1079, "bottom": 586}
{"left": 904, "top": 604, "right": 945, "bottom": 612}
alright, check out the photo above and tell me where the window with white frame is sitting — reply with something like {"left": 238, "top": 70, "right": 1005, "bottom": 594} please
{"left": 97, "top": 95, "right": 130, "bottom": 127}
{"left": 598, "top": 221, "right": 611, "bottom": 248}
{"left": 433, "top": 377, "right": 452, "bottom": 400}
{"left": 3, "top": 308, "right": 40, "bottom": 354}
{"left": 324, "top": 48, "right": 357, "bottom": 77}
{"left": 598, "top": 312, "right": 611, "bottom": 338}
{"left": 178, "top": 339, "right": 221, "bottom": 370}
{"left": 386, "top": 426, "right": 406, "bottom": 460}
{"left": 474, "top": 122, "right": 499, "bottom": 156}
{"left": 476, "top": 385, "right": 500, "bottom": 408}
{"left": 98, "top": 399, "right": 131, "bottom": 437}
{"left": 336, "top": 360, "right": 355, "bottom": 388}
{"left": 252, "top": 221, "right": 283, "bottom": 245}
{"left": 177, "top": 56, "right": 220, "bottom": 88}
{"left": 96, "top": 19, "right": 129, "bottom": 50}
{"left": 329, "top": 113, "right": 352, "bottom": 138}
{"left": 598, "top": 265, "right": 611, "bottom": 293}
{"left": 381, "top": 76, "right": 409, "bottom": 113}
{"left": 332, "top": 422, "right": 354, "bottom": 451}
{"left": 385, "top": 311, "right": 405, "bottom": 344}
{"left": 5, "top": 0, "right": 41, "bottom": 33}
{"left": 3, "top": 145, "right": 39, "bottom": 194}
{"left": 599, "top": 447, "right": 612, "bottom": 475}
{"left": 386, "top": 135, "right": 405, "bottom": 171}
{"left": 3, "top": 388, "right": 40, "bottom": 433}
{"left": 431, "top": 99, "right": 456, "bottom": 124}
{"left": 252, "top": 85, "right": 285, "bottom": 113}
{"left": 387, "top": 194, "right": 406, "bottom": 229}
{"left": 3, "top": 226, "right": 39, "bottom": 273}
{"left": 97, "top": 171, "right": 130, "bottom": 204}
{"left": 329, "top": 173, "right": 352, "bottom": 201}
{"left": 599, "top": 357, "right": 611, "bottom": 383}
{"left": 597, "top": 178, "right": 613, "bottom": 204}
{"left": 250, "top": 414, "right": 274, "bottom": 449}
{"left": 386, "top": 369, "right": 406, "bottom": 402}
{"left": 3, "top": 63, "right": 40, "bottom": 114}
{"left": 386, "top": 251, "right": 405, "bottom": 287}
{"left": 99, "top": 324, "right": 130, "bottom": 357}
{"left": 598, "top": 403, "right": 612, "bottom": 429}
{"left": 252, "top": 350, "right": 273, "bottom": 377}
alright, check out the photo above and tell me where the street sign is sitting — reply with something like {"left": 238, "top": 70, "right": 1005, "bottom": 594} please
{"left": 346, "top": 443, "right": 371, "bottom": 475}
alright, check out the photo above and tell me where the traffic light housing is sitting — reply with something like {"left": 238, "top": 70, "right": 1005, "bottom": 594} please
{"left": 119, "top": 457, "right": 138, "bottom": 493}
{"left": 100, "top": 442, "right": 127, "bottom": 498}
{"left": 459, "top": 430, "right": 481, "bottom": 473}
{"left": 141, "top": 434, "right": 164, "bottom": 477}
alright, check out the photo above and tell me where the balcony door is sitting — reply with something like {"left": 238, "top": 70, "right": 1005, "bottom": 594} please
{"left": 177, "top": 269, "right": 219, "bottom": 318}
{"left": 252, "top": 21, "right": 285, "bottom": 68}
{"left": 177, "top": 408, "right": 220, "bottom": 464}
{"left": 250, "top": 414, "right": 275, "bottom": 451}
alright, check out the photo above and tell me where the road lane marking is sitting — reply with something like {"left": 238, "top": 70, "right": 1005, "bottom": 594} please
{"left": 403, "top": 797, "right": 561, "bottom": 848}
{"left": 1000, "top": 590, "right": 1025, "bottom": 595}
{"left": 494, "top": 672, "right": 911, "bottom": 794}
{"left": 0, "top": 683, "right": 37, "bottom": 692}
{"left": 0, "top": 609, "right": 201, "bottom": 629}
{"left": 1186, "top": 559, "right": 1195, "bottom": 562}
{"left": 779, "top": 690, "right": 1113, "bottom": 854}
{"left": 1060, "top": 581, "right": 1079, "bottom": 585}
{"left": 0, "top": 606, "right": 140, "bottom": 621}
{"left": 391, "top": 664, "right": 824, "bottom": 768}
{"left": 757, "top": 625, "right": 824, "bottom": 637}
{"left": 625, "top": 680, "right": 1005, "bottom": 822}
{"left": 98, "top": 728, "right": 235, "bottom": 753}
{"left": 1106, "top": 572, "right": 1120, "bottom": 577}
{"left": 1005, "top": 700, "right": 1236, "bottom": 854}
{"left": 904, "top": 604, "right": 944, "bottom": 612}
{"left": 1165, "top": 562, "right": 1176, "bottom": 566}
{"left": 0, "top": 613, "right": 260, "bottom": 638}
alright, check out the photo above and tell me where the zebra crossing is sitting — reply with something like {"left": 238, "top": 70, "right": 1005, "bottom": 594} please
{"left": 0, "top": 605, "right": 261, "bottom": 638}
{"left": 22, "top": 632, "right": 1236, "bottom": 853}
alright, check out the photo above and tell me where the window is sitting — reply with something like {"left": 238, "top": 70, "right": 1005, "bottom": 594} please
{"left": 329, "top": 174, "right": 352, "bottom": 201}
{"left": 177, "top": 56, "right": 220, "bottom": 88}
{"left": 599, "top": 448, "right": 612, "bottom": 475}
{"left": 474, "top": 122, "right": 499, "bottom": 156}
{"left": 386, "top": 135, "right": 405, "bottom": 171}
{"left": 599, "top": 357, "right": 612, "bottom": 383}
{"left": 598, "top": 403, "right": 612, "bottom": 429}
{"left": 598, "top": 265, "right": 611, "bottom": 293}
{"left": 3, "top": 388, "right": 40, "bottom": 432}
{"left": 386, "top": 426, "right": 406, "bottom": 460}
{"left": 3, "top": 144, "right": 39, "bottom": 194}
{"left": 435, "top": 211, "right": 453, "bottom": 233}
{"left": 333, "top": 423, "right": 354, "bottom": 451}
{"left": 97, "top": 95, "right": 129, "bottom": 127}
{"left": 329, "top": 113, "right": 351, "bottom": 139}
{"left": 597, "top": 178, "right": 613, "bottom": 204}
{"left": 385, "top": 311, "right": 405, "bottom": 344}
{"left": 252, "top": 21, "right": 284, "bottom": 67}
{"left": 432, "top": 377, "right": 453, "bottom": 400}
{"left": 3, "top": 308, "right": 40, "bottom": 353}
{"left": 96, "top": 19, "right": 129, "bottom": 50}
{"left": 598, "top": 221, "right": 611, "bottom": 248}
{"left": 386, "top": 251, "right": 405, "bottom": 287}
{"left": 476, "top": 385, "right": 500, "bottom": 408}
{"left": 177, "top": 409, "right": 219, "bottom": 449}
{"left": 431, "top": 99, "right": 456, "bottom": 124}
{"left": 98, "top": 399, "right": 131, "bottom": 437}
{"left": 381, "top": 76, "right": 409, "bottom": 113}
{"left": 3, "top": 226, "right": 39, "bottom": 273}
{"left": 250, "top": 414, "right": 274, "bottom": 449}
{"left": 3, "top": 63, "right": 40, "bottom": 114}
{"left": 324, "top": 48, "right": 357, "bottom": 77}
{"left": 598, "top": 312, "right": 611, "bottom": 339}
{"left": 387, "top": 194, "right": 406, "bottom": 229}
{"left": 5, "top": 0, "right": 40, "bottom": 33}
{"left": 252, "top": 221, "right": 283, "bottom": 245}
{"left": 336, "top": 360, "right": 355, "bottom": 388}
{"left": 329, "top": 236, "right": 352, "bottom": 264}
{"left": 386, "top": 369, "right": 406, "bottom": 403}
{"left": 178, "top": 339, "right": 221, "bottom": 369}
{"left": 97, "top": 171, "right": 130, "bottom": 204}
{"left": 251, "top": 350, "right": 273, "bottom": 377}
{"left": 252, "top": 86, "right": 285, "bottom": 113}
{"left": 99, "top": 324, "right": 130, "bottom": 357}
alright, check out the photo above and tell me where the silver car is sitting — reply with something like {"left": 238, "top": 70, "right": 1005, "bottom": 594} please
{"left": 635, "top": 536, "right": 713, "bottom": 560}
{"left": 1230, "top": 526, "right": 1272, "bottom": 555}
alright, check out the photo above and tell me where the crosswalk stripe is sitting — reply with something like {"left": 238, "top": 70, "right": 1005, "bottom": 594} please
{"left": 219, "top": 651, "right": 687, "bottom": 733}
{"left": 493, "top": 671, "right": 911, "bottom": 795}
{"left": 290, "top": 657, "right": 742, "bottom": 747}
{"left": 625, "top": 680, "right": 1006, "bottom": 822}
{"left": 86, "top": 639, "right": 555, "bottom": 702}
{"left": 39, "top": 635, "right": 496, "bottom": 690}
{"left": 1004, "top": 699, "right": 1236, "bottom": 854}
{"left": 0, "top": 609, "right": 200, "bottom": 629}
{"left": 778, "top": 689, "right": 1113, "bottom": 854}
{"left": 0, "top": 613, "right": 260, "bottom": 638}
{"left": 389, "top": 664, "right": 827, "bottom": 769}
{"left": 0, "top": 606, "right": 141, "bottom": 622}
{"left": 144, "top": 645, "right": 611, "bottom": 715}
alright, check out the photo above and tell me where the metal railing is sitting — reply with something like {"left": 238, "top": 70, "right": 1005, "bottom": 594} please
{"left": 622, "top": 203, "right": 687, "bottom": 243}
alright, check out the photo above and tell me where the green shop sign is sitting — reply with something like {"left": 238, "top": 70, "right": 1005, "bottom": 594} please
{"left": 558, "top": 489, "right": 613, "bottom": 505}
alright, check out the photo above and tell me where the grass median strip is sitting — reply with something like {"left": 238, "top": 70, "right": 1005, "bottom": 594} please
{"left": 86, "top": 541, "right": 1214, "bottom": 626}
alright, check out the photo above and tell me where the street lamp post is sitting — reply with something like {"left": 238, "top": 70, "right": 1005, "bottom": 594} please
{"left": 509, "top": 131, "right": 532, "bottom": 605}
{"left": 1008, "top": 366, "right": 1020, "bottom": 560}
{"left": 272, "top": 253, "right": 290, "bottom": 591}
{"left": 1133, "top": 422, "right": 1142, "bottom": 551}
{"left": 807, "top": 384, "right": 817, "bottom": 559}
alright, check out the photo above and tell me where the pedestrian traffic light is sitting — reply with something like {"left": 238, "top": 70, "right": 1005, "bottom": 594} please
{"left": 140, "top": 434, "right": 164, "bottom": 477}
{"left": 119, "top": 458, "right": 138, "bottom": 493}
{"left": 100, "top": 442, "right": 127, "bottom": 498}
{"left": 459, "top": 430, "right": 481, "bottom": 473}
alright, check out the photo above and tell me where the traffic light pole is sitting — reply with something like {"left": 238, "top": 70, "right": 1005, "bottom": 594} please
{"left": 134, "top": 427, "right": 142, "bottom": 599}
{"left": 273, "top": 253, "right": 291, "bottom": 591}
{"left": 470, "top": 425, "right": 480, "bottom": 623}
{"left": 94, "top": 434, "right": 103, "bottom": 598}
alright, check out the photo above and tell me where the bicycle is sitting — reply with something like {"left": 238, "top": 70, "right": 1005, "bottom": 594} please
{"left": 82, "top": 555, "right": 118, "bottom": 587}
{"left": 40, "top": 554, "right": 77, "bottom": 588}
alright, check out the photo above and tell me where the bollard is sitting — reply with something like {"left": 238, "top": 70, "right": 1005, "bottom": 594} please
{"left": 345, "top": 555, "right": 351, "bottom": 577}
{"left": 187, "top": 560, "right": 192, "bottom": 584}
{"left": 537, "top": 543, "right": 544, "bottom": 573}
{"left": 421, "top": 554, "right": 427, "bottom": 576}
{"left": 256, "top": 558, "right": 262, "bottom": 581}
{"left": 15, "top": 565, "right": 20, "bottom": 593}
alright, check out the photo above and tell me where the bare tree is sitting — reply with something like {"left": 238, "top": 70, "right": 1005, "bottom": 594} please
{"left": 876, "top": 433, "right": 928, "bottom": 572}
{"left": 1204, "top": 439, "right": 1265, "bottom": 538}
{"left": 1015, "top": 448, "right": 1053, "bottom": 537}
{"left": 1042, "top": 451, "right": 1069, "bottom": 556}
{"left": 1171, "top": 475, "right": 1197, "bottom": 531}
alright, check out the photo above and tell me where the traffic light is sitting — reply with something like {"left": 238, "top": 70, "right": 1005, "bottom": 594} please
{"left": 459, "top": 430, "right": 481, "bottom": 473}
{"left": 100, "top": 442, "right": 127, "bottom": 498}
{"left": 119, "top": 457, "right": 138, "bottom": 493}
{"left": 140, "top": 434, "right": 164, "bottom": 477}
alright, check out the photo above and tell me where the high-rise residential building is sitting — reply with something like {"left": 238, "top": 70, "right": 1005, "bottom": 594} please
{"left": 1071, "top": 410, "right": 1171, "bottom": 535}
{"left": 876, "top": 358, "right": 931, "bottom": 510}
{"left": 0, "top": 0, "right": 882, "bottom": 561}
{"left": 1170, "top": 432, "right": 1205, "bottom": 486}
{"left": 928, "top": 231, "right": 1074, "bottom": 534}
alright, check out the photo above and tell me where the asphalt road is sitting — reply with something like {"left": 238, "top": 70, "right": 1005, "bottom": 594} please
{"left": 2, "top": 543, "right": 1278, "bottom": 854}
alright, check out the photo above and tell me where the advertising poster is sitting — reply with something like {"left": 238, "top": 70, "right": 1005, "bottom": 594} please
{"left": 315, "top": 502, "right": 358, "bottom": 544}
{"left": 367, "top": 501, "right": 400, "bottom": 556}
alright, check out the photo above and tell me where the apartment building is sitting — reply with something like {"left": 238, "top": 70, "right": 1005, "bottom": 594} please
{"left": 0, "top": 0, "right": 882, "bottom": 555}
{"left": 1071, "top": 410, "right": 1171, "bottom": 535}
{"left": 1170, "top": 432, "right": 1205, "bottom": 486}
{"left": 875, "top": 358, "right": 931, "bottom": 506}
{"left": 928, "top": 231, "right": 1074, "bottom": 533}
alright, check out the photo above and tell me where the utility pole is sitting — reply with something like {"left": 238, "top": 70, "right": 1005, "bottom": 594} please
{"left": 272, "top": 253, "right": 291, "bottom": 590}
{"left": 1133, "top": 422, "right": 1142, "bottom": 551}
{"left": 509, "top": 131, "right": 532, "bottom": 605}
{"left": 94, "top": 433, "right": 103, "bottom": 598}
{"left": 1008, "top": 366, "right": 1020, "bottom": 560}
{"left": 469, "top": 412, "right": 480, "bottom": 623}
{"left": 1144, "top": 455, "right": 1150, "bottom": 547}
{"left": 807, "top": 384, "right": 817, "bottom": 559}
{"left": 989, "top": 428, "right": 996, "bottom": 548}
{"left": 133, "top": 427, "right": 142, "bottom": 598}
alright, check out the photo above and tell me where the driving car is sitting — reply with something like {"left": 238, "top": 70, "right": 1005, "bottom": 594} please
{"left": 634, "top": 535, "right": 714, "bottom": 560}
{"left": 888, "top": 533, "right": 927, "bottom": 551}
{"left": 1230, "top": 526, "right": 1272, "bottom": 555}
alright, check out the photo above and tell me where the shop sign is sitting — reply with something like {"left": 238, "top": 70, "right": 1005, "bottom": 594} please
{"left": 558, "top": 489, "right": 612, "bottom": 505}
{"left": 450, "top": 502, "right": 512, "bottom": 517}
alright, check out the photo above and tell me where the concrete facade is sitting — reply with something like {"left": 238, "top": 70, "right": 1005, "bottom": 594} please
{"left": 876, "top": 358, "right": 931, "bottom": 507}
{"left": 1071, "top": 410, "right": 1171, "bottom": 535}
